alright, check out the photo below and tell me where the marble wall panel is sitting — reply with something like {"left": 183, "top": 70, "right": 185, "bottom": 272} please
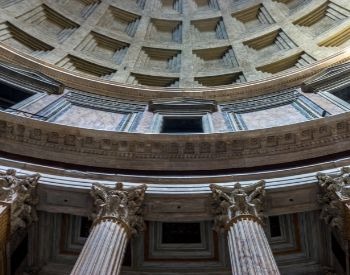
{"left": 53, "top": 105, "right": 124, "bottom": 130}
{"left": 241, "top": 104, "right": 307, "bottom": 130}
{"left": 20, "top": 94, "right": 65, "bottom": 115}
{"left": 303, "top": 92, "right": 344, "bottom": 115}
{"left": 211, "top": 112, "right": 227, "bottom": 132}
{"left": 135, "top": 111, "right": 154, "bottom": 133}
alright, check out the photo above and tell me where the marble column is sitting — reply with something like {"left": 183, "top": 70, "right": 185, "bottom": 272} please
{"left": 0, "top": 169, "right": 40, "bottom": 275}
{"left": 71, "top": 182, "right": 147, "bottom": 275}
{"left": 210, "top": 181, "right": 280, "bottom": 275}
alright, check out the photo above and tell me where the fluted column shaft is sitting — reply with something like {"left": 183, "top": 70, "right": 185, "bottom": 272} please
{"left": 227, "top": 217, "right": 279, "bottom": 275}
{"left": 0, "top": 204, "right": 9, "bottom": 275}
{"left": 70, "top": 182, "right": 147, "bottom": 275}
{"left": 210, "top": 181, "right": 280, "bottom": 275}
{"left": 71, "top": 218, "right": 128, "bottom": 275}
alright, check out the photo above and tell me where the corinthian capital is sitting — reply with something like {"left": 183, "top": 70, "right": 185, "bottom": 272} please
{"left": 210, "top": 180, "right": 265, "bottom": 231}
{"left": 317, "top": 167, "right": 350, "bottom": 236}
{"left": 0, "top": 169, "right": 40, "bottom": 234}
{"left": 91, "top": 182, "right": 147, "bottom": 235}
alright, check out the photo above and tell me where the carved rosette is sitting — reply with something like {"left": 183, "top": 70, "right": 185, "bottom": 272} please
{"left": 210, "top": 180, "right": 266, "bottom": 231}
{"left": 90, "top": 182, "right": 147, "bottom": 236}
{"left": 317, "top": 167, "right": 350, "bottom": 238}
{"left": 0, "top": 169, "right": 40, "bottom": 234}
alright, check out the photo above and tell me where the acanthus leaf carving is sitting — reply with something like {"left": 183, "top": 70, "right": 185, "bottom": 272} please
{"left": 0, "top": 169, "right": 40, "bottom": 234}
{"left": 317, "top": 167, "right": 350, "bottom": 235}
{"left": 210, "top": 180, "right": 265, "bottom": 231}
{"left": 91, "top": 182, "right": 147, "bottom": 236}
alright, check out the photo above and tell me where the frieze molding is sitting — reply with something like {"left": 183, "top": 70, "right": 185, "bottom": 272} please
{"left": 0, "top": 169, "right": 40, "bottom": 234}
{"left": 91, "top": 182, "right": 147, "bottom": 236}
{"left": 317, "top": 167, "right": 350, "bottom": 239}
{"left": 0, "top": 111, "right": 350, "bottom": 170}
{"left": 210, "top": 180, "right": 266, "bottom": 231}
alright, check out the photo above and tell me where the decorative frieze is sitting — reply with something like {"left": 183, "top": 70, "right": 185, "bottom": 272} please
{"left": 0, "top": 110, "right": 350, "bottom": 170}
{"left": 0, "top": 169, "right": 40, "bottom": 234}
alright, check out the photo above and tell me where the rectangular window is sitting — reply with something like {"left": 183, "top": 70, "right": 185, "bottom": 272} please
{"left": 161, "top": 117, "right": 204, "bottom": 133}
{"left": 332, "top": 86, "right": 350, "bottom": 103}
{"left": 0, "top": 82, "right": 34, "bottom": 110}
{"left": 269, "top": 216, "right": 282, "bottom": 238}
{"left": 162, "top": 222, "right": 202, "bottom": 243}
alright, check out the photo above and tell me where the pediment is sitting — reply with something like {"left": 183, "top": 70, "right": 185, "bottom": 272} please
{"left": 302, "top": 61, "right": 350, "bottom": 92}
{"left": 0, "top": 61, "right": 64, "bottom": 94}
{"left": 149, "top": 97, "right": 217, "bottom": 113}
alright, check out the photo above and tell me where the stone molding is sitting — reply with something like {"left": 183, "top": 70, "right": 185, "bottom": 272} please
{"left": 0, "top": 60, "right": 64, "bottom": 95}
{"left": 210, "top": 180, "right": 265, "bottom": 231}
{"left": 149, "top": 98, "right": 218, "bottom": 113}
{"left": 317, "top": 167, "right": 350, "bottom": 238}
{"left": 302, "top": 61, "right": 350, "bottom": 93}
{"left": 0, "top": 169, "right": 40, "bottom": 234}
{"left": 91, "top": 182, "right": 147, "bottom": 236}
{"left": 1, "top": 110, "right": 350, "bottom": 170}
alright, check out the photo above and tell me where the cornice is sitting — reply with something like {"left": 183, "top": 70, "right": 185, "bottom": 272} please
{"left": 1, "top": 110, "right": 350, "bottom": 171}
{"left": 0, "top": 45, "right": 349, "bottom": 102}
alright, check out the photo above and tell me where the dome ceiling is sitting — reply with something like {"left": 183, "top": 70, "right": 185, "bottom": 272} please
{"left": 0, "top": 0, "right": 348, "bottom": 91}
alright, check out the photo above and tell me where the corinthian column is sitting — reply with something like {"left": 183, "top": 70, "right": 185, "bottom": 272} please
{"left": 210, "top": 181, "right": 280, "bottom": 275}
{"left": 71, "top": 182, "right": 147, "bottom": 275}
{"left": 0, "top": 169, "right": 40, "bottom": 234}
{"left": 317, "top": 167, "right": 350, "bottom": 239}
{"left": 0, "top": 169, "right": 40, "bottom": 275}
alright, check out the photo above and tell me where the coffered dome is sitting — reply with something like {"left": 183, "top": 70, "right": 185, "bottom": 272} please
{"left": 0, "top": 0, "right": 348, "bottom": 90}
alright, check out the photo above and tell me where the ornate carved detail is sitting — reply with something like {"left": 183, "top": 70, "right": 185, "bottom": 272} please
{"left": 210, "top": 180, "right": 265, "bottom": 231}
{"left": 317, "top": 167, "right": 350, "bottom": 236}
{"left": 0, "top": 169, "right": 40, "bottom": 234}
{"left": 1, "top": 110, "right": 350, "bottom": 170}
{"left": 91, "top": 182, "right": 147, "bottom": 235}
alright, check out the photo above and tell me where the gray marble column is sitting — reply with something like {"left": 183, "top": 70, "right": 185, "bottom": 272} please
{"left": 210, "top": 181, "right": 280, "bottom": 275}
{"left": 71, "top": 182, "right": 147, "bottom": 275}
